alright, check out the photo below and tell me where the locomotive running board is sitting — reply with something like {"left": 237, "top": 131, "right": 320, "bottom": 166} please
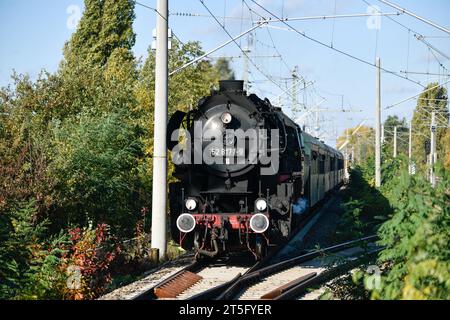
{"left": 154, "top": 270, "right": 203, "bottom": 299}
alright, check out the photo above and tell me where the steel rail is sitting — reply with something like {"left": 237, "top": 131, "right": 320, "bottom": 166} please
{"left": 132, "top": 257, "right": 210, "bottom": 300}
{"left": 129, "top": 191, "right": 352, "bottom": 300}
{"left": 187, "top": 189, "right": 346, "bottom": 300}
{"left": 215, "top": 235, "right": 379, "bottom": 300}
{"left": 273, "top": 247, "right": 383, "bottom": 299}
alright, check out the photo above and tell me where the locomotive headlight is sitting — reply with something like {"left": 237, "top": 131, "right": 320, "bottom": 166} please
{"left": 255, "top": 198, "right": 268, "bottom": 212}
{"left": 221, "top": 112, "right": 232, "bottom": 124}
{"left": 176, "top": 214, "right": 196, "bottom": 233}
{"left": 185, "top": 198, "right": 197, "bottom": 211}
{"left": 250, "top": 214, "right": 269, "bottom": 233}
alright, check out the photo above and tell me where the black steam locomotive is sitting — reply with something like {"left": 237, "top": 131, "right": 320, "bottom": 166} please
{"left": 168, "top": 80, "right": 344, "bottom": 259}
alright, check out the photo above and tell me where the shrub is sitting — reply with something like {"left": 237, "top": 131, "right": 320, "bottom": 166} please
{"left": 371, "top": 165, "right": 450, "bottom": 299}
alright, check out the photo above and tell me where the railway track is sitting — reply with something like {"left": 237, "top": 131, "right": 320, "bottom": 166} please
{"left": 100, "top": 189, "right": 375, "bottom": 301}
{"left": 99, "top": 253, "right": 197, "bottom": 300}
{"left": 215, "top": 235, "right": 381, "bottom": 300}
{"left": 132, "top": 253, "right": 256, "bottom": 300}
{"left": 126, "top": 235, "right": 379, "bottom": 300}
{"left": 99, "top": 232, "right": 299, "bottom": 300}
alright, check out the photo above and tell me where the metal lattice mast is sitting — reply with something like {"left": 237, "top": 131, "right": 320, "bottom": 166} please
{"left": 291, "top": 66, "right": 300, "bottom": 118}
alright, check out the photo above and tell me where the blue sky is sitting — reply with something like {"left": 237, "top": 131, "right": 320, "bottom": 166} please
{"left": 1, "top": 0, "right": 449, "bottom": 146}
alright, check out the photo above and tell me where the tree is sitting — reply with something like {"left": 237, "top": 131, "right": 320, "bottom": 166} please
{"left": 442, "top": 129, "right": 450, "bottom": 170}
{"left": 383, "top": 115, "right": 408, "bottom": 156}
{"left": 411, "top": 83, "right": 448, "bottom": 171}
{"left": 0, "top": 0, "right": 229, "bottom": 299}
{"left": 49, "top": 110, "right": 145, "bottom": 234}
{"left": 135, "top": 40, "right": 221, "bottom": 185}
{"left": 372, "top": 166, "right": 450, "bottom": 300}
{"left": 336, "top": 126, "right": 374, "bottom": 165}
{"left": 0, "top": 73, "right": 58, "bottom": 217}
{"left": 63, "top": 0, "right": 136, "bottom": 69}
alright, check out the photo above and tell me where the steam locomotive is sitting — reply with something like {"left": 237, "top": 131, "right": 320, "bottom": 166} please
{"left": 168, "top": 80, "right": 344, "bottom": 259}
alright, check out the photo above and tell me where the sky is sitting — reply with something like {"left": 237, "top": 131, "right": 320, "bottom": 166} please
{"left": 1, "top": 0, "right": 449, "bottom": 146}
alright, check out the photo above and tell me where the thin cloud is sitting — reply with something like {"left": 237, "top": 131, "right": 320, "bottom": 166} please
{"left": 384, "top": 85, "right": 417, "bottom": 94}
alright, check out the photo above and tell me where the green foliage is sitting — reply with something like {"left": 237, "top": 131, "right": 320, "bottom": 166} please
{"left": 0, "top": 0, "right": 233, "bottom": 299}
{"left": 49, "top": 110, "right": 145, "bottom": 234}
{"left": 0, "top": 201, "right": 68, "bottom": 299}
{"left": 336, "top": 126, "right": 374, "bottom": 165}
{"left": 335, "top": 130, "right": 449, "bottom": 299}
{"left": 371, "top": 165, "right": 450, "bottom": 300}
{"left": 63, "top": 0, "right": 136, "bottom": 68}
{"left": 383, "top": 115, "right": 408, "bottom": 156}
{"left": 0, "top": 73, "right": 58, "bottom": 215}
{"left": 411, "top": 83, "right": 448, "bottom": 172}
{"left": 337, "top": 166, "right": 392, "bottom": 242}
{"left": 135, "top": 40, "right": 221, "bottom": 185}
{"left": 336, "top": 198, "right": 365, "bottom": 240}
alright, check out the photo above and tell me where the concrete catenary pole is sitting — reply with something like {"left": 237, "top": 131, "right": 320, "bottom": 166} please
{"left": 430, "top": 112, "right": 437, "bottom": 187}
{"left": 408, "top": 121, "right": 412, "bottom": 174}
{"left": 242, "top": 33, "right": 253, "bottom": 92}
{"left": 242, "top": 46, "right": 250, "bottom": 92}
{"left": 375, "top": 57, "right": 381, "bottom": 188}
{"left": 393, "top": 126, "right": 397, "bottom": 158}
{"left": 151, "top": 0, "right": 168, "bottom": 259}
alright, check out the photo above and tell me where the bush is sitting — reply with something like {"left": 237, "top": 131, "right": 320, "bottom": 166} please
{"left": 0, "top": 201, "right": 68, "bottom": 299}
{"left": 335, "top": 149, "right": 449, "bottom": 300}
{"left": 48, "top": 110, "right": 145, "bottom": 235}
{"left": 372, "top": 165, "right": 450, "bottom": 299}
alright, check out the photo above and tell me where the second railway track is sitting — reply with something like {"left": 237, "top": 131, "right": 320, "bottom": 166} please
{"left": 215, "top": 235, "right": 381, "bottom": 300}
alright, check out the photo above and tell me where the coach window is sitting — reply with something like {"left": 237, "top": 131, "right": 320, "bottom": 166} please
{"left": 318, "top": 154, "right": 325, "bottom": 174}
{"left": 312, "top": 151, "right": 318, "bottom": 174}
{"left": 297, "top": 128, "right": 304, "bottom": 149}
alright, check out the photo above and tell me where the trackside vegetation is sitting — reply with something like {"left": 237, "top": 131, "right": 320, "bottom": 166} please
{"left": 0, "top": 0, "right": 233, "bottom": 299}
{"left": 323, "top": 151, "right": 449, "bottom": 300}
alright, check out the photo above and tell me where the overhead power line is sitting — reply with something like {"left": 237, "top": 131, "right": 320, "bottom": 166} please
{"left": 386, "top": 79, "right": 450, "bottom": 109}
{"left": 414, "top": 34, "right": 450, "bottom": 61}
{"left": 169, "top": 22, "right": 266, "bottom": 75}
{"left": 252, "top": 12, "right": 402, "bottom": 23}
{"left": 197, "top": 0, "right": 297, "bottom": 101}
{"left": 400, "top": 70, "right": 450, "bottom": 77}
{"left": 170, "top": 11, "right": 252, "bottom": 21}
{"left": 378, "top": 0, "right": 450, "bottom": 36}
{"left": 362, "top": 0, "right": 449, "bottom": 72}
{"left": 248, "top": 0, "right": 424, "bottom": 88}
{"left": 134, "top": 0, "right": 185, "bottom": 45}
{"left": 134, "top": 0, "right": 156, "bottom": 11}
{"left": 242, "top": 0, "right": 291, "bottom": 73}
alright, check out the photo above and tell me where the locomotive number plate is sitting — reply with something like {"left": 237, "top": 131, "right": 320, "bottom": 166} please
{"left": 210, "top": 148, "right": 244, "bottom": 157}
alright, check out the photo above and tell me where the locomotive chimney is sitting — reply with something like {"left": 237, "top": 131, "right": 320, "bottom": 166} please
{"left": 219, "top": 80, "right": 244, "bottom": 92}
